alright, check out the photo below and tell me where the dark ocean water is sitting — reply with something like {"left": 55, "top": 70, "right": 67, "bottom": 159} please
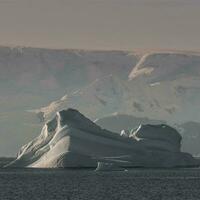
{"left": 0, "top": 168, "right": 200, "bottom": 200}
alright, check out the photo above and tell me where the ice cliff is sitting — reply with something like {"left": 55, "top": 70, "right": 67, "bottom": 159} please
{"left": 7, "top": 109, "right": 199, "bottom": 168}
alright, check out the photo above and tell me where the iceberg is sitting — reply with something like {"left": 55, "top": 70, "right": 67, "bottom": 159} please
{"left": 7, "top": 109, "right": 200, "bottom": 168}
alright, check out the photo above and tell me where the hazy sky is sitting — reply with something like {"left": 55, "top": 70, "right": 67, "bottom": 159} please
{"left": 0, "top": 0, "right": 200, "bottom": 50}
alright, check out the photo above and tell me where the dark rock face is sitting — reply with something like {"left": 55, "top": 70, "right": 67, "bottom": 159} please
{"left": 7, "top": 109, "right": 199, "bottom": 168}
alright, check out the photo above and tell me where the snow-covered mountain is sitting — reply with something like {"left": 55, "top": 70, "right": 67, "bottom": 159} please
{"left": 35, "top": 73, "right": 200, "bottom": 125}
{"left": 0, "top": 46, "right": 137, "bottom": 94}
{"left": 127, "top": 51, "right": 200, "bottom": 124}
{"left": 35, "top": 75, "right": 132, "bottom": 121}
{"left": 1, "top": 46, "right": 200, "bottom": 156}
{"left": 129, "top": 52, "right": 200, "bottom": 82}
{"left": 35, "top": 50, "right": 200, "bottom": 123}
{"left": 0, "top": 46, "right": 137, "bottom": 156}
{"left": 7, "top": 109, "right": 199, "bottom": 168}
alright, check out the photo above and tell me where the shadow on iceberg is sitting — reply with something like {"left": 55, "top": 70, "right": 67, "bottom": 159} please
{"left": 6, "top": 108, "right": 200, "bottom": 168}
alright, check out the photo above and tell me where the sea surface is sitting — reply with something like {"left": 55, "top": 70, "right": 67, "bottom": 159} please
{"left": 0, "top": 168, "right": 200, "bottom": 200}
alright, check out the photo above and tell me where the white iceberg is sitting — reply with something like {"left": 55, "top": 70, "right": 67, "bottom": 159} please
{"left": 7, "top": 109, "right": 200, "bottom": 168}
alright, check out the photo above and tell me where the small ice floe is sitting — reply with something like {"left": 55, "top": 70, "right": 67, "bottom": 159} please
{"left": 150, "top": 82, "right": 160, "bottom": 87}
{"left": 95, "top": 162, "right": 124, "bottom": 171}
